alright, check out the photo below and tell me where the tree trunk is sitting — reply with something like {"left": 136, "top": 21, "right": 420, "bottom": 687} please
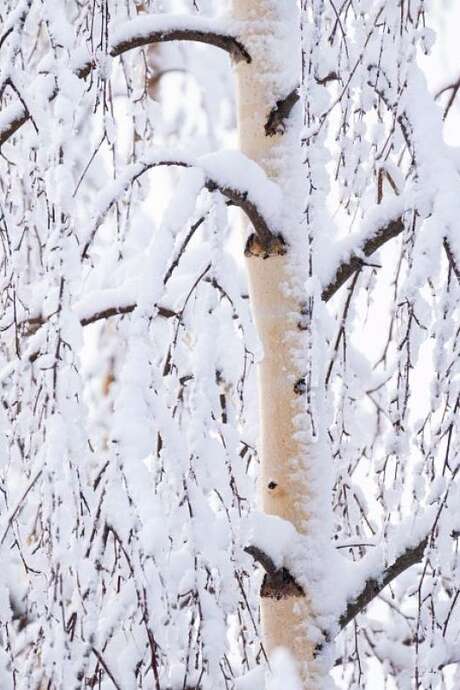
{"left": 233, "top": 2, "right": 319, "bottom": 687}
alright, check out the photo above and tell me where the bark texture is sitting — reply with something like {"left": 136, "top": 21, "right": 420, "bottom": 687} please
{"left": 232, "top": 2, "right": 318, "bottom": 686}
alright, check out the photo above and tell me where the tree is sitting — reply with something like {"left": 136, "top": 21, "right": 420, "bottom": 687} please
{"left": 0, "top": 0, "right": 459, "bottom": 688}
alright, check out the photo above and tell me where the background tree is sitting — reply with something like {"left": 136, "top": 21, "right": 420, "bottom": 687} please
{"left": 0, "top": 1, "right": 459, "bottom": 689}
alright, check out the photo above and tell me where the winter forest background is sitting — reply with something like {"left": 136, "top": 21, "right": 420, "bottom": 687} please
{"left": 0, "top": 0, "right": 460, "bottom": 688}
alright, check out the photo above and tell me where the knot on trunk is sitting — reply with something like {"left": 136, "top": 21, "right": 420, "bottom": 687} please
{"left": 244, "top": 233, "right": 286, "bottom": 259}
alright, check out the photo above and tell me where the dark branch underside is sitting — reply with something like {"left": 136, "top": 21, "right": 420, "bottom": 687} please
{"left": 110, "top": 28, "right": 251, "bottom": 66}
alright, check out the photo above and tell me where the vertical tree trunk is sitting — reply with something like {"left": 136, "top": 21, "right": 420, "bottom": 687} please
{"left": 232, "top": 2, "right": 319, "bottom": 687}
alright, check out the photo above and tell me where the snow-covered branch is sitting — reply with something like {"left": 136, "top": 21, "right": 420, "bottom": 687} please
{"left": 82, "top": 150, "right": 285, "bottom": 259}
{"left": 109, "top": 14, "right": 251, "bottom": 66}
{"left": 338, "top": 537, "right": 428, "bottom": 630}
{"left": 321, "top": 210, "right": 405, "bottom": 302}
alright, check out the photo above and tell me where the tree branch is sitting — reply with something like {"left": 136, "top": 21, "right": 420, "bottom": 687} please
{"left": 244, "top": 546, "right": 304, "bottom": 600}
{"left": 82, "top": 153, "right": 284, "bottom": 259}
{"left": 321, "top": 217, "right": 404, "bottom": 302}
{"left": 443, "top": 237, "right": 460, "bottom": 282}
{"left": 338, "top": 537, "right": 428, "bottom": 630}
{"left": 265, "top": 88, "right": 299, "bottom": 136}
{"left": 109, "top": 15, "right": 251, "bottom": 66}
{"left": 264, "top": 73, "right": 337, "bottom": 136}
{"left": 80, "top": 303, "right": 177, "bottom": 326}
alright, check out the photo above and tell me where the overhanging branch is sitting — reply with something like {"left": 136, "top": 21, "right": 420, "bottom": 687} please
{"left": 109, "top": 16, "right": 251, "bottom": 65}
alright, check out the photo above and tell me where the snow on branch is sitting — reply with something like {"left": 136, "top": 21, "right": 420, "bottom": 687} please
{"left": 338, "top": 537, "right": 427, "bottom": 630}
{"left": 244, "top": 513, "right": 304, "bottom": 601}
{"left": 0, "top": 14, "right": 250, "bottom": 147}
{"left": 321, "top": 199, "right": 406, "bottom": 302}
{"left": 109, "top": 14, "right": 251, "bottom": 66}
{"left": 82, "top": 149, "right": 285, "bottom": 259}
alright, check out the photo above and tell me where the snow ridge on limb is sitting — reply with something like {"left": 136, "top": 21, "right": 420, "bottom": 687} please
{"left": 108, "top": 14, "right": 251, "bottom": 68}
{"left": 81, "top": 149, "right": 285, "bottom": 259}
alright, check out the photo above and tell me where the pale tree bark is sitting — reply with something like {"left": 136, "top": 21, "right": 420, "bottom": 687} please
{"left": 233, "top": 2, "right": 320, "bottom": 686}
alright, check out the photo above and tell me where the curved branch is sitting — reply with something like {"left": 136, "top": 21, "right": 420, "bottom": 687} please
{"left": 339, "top": 537, "right": 427, "bottom": 630}
{"left": 1, "top": 14, "right": 250, "bottom": 147}
{"left": 109, "top": 15, "right": 251, "bottom": 66}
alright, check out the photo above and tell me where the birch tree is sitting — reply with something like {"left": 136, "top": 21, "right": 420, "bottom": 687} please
{"left": 0, "top": 1, "right": 459, "bottom": 689}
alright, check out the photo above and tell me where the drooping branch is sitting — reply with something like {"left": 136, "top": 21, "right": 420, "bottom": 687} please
{"left": 82, "top": 151, "right": 284, "bottom": 259}
{"left": 1, "top": 14, "right": 250, "bottom": 147}
{"left": 435, "top": 75, "right": 460, "bottom": 120}
{"left": 443, "top": 237, "right": 460, "bottom": 282}
{"left": 322, "top": 216, "right": 404, "bottom": 302}
{"left": 265, "top": 88, "right": 299, "bottom": 136}
{"left": 109, "top": 14, "right": 251, "bottom": 66}
{"left": 338, "top": 537, "right": 427, "bottom": 630}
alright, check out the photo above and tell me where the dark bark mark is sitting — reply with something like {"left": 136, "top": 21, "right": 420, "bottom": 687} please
{"left": 244, "top": 232, "right": 287, "bottom": 259}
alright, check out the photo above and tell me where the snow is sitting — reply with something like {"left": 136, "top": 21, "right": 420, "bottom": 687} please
{"left": 0, "top": 2, "right": 459, "bottom": 690}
